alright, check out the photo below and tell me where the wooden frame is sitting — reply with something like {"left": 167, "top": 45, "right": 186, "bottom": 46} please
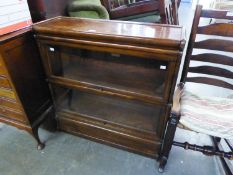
{"left": 33, "top": 17, "right": 185, "bottom": 160}
{"left": 0, "top": 29, "right": 54, "bottom": 150}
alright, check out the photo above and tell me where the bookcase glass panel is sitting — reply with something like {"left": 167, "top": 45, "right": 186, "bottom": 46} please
{"left": 47, "top": 45, "right": 168, "bottom": 98}
{"left": 52, "top": 85, "right": 163, "bottom": 133}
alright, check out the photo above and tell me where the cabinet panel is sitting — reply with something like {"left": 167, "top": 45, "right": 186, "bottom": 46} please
{"left": 0, "top": 97, "right": 22, "bottom": 112}
{"left": 0, "top": 28, "right": 53, "bottom": 149}
{"left": 0, "top": 59, "right": 7, "bottom": 76}
{"left": 0, "top": 106, "right": 26, "bottom": 122}
{"left": 2, "top": 31, "right": 52, "bottom": 124}
{"left": 0, "top": 88, "right": 16, "bottom": 100}
{"left": 0, "top": 76, "right": 11, "bottom": 89}
{"left": 58, "top": 116, "right": 160, "bottom": 158}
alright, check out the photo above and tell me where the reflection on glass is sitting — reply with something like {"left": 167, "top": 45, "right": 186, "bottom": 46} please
{"left": 47, "top": 46, "right": 167, "bottom": 98}
{"left": 53, "top": 86, "right": 161, "bottom": 133}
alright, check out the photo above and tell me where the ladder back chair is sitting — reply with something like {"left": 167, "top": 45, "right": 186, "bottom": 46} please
{"left": 159, "top": 5, "right": 233, "bottom": 173}
{"left": 160, "top": 0, "right": 179, "bottom": 25}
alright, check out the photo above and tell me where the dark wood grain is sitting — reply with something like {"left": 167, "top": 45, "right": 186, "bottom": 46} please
{"left": 0, "top": 88, "right": 16, "bottom": 100}
{"left": 189, "top": 66, "right": 233, "bottom": 79}
{"left": 58, "top": 115, "right": 161, "bottom": 158}
{"left": 34, "top": 17, "right": 185, "bottom": 158}
{"left": 160, "top": 0, "right": 179, "bottom": 25}
{"left": 191, "top": 54, "right": 233, "bottom": 66}
{"left": 0, "top": 105, "right": 25, "bottom": 122}
{"left": 0, "top": 76, "right": 11, "bottom": 89}
{"left": 36, "top": 36, "right": 180, "bottom": 62}
{"left": 0, "top": 65, "right": 6, "bottom": 76}
{"left": 49, "top": 76, "right": 165, "bottom": 105}
{"left": 198, "top": 23, "right": 233, "bottom": 37}
{"left": 0, "top": 97, "right": 22, "bottom": 112}
{"left": 33, "top": 17, "right": 185, "bottom": 50}
{"left": 186, "top": 77, "right": 233, "bottom": 90}
{"left": 0, "top": 29, "right": 53, "bottom": 149}
{"left": 182, "top": 6, "right": 233, "bottom": 88}
{"left": 2, "top": 31, "right": 52, "bottom": 124}
{"left": 194, "top": 39, "right": 233, "bottom": 53}
{"left": 109, "top": 0, "right": 160, "bottom": 19}
{"left": 27, "top": 0, "right": 46, "bottom": 22}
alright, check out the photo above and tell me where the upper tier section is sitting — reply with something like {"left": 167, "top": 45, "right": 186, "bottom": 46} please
{"left": 33, "top": 17, "right": 186, "bottom": 52}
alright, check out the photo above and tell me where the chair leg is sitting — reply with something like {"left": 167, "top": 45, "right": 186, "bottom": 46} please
{"left": 212, "top": 137, "right": 233, "bottom": 175}
{"left": 159, "top": 112, "right": 180, "bottom": 173}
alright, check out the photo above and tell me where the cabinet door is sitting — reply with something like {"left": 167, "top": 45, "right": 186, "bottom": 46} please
{"left": 54, "top": 85, "right": 166, "bottom": 134}
{"left": 43, "top": 44, "right": 174, "bottom": 104}
{"left": 0, "top": 59, "right": 7, "bottom": 76}
{"left": 0, "top": 31, "right": 51, "bottom": 124}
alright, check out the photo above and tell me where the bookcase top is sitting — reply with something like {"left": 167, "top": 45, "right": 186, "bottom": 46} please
{"left": 33, "top": 17, "right": 185, "bottom": 50}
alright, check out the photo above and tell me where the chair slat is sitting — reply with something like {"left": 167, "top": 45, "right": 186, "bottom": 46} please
{"left": 186, "top": 77, "right": 233, "bottom": 90}
{"left": 189, "top": 66, "right": 233, "bottom": 79}
{"left": 198, "top": 23, "right": 233, "bottom": 37}
{"left": 194, "top": 39, "right": 233, "bottom": 52}
{"left": 191, "top": 54, "right": 233, "bottom": 66}
{"left": 201, "top": 9, "right": 233, "bottom": 20}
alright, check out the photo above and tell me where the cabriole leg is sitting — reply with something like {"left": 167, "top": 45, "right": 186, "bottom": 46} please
{"left": 32, "top": 126, "right": 45, "bottom": 150}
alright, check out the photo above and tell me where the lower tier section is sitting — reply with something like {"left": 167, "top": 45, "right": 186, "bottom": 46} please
{"left": 53, "top": 86, "right": 168, "bottom": 157}
{"left": 57, "top": 113, "right": 162, "bottom": 158}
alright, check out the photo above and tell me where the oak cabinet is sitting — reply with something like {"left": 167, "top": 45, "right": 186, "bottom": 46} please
{"left": 0, "top": 29, "right": 53, "bottom": 149}
{"left": 33, "top": 17, "right": 185, "bottom": 157}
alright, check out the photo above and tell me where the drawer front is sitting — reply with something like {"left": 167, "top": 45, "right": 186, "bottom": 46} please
{"left": 0, "top": 76, "right": 11, "bottom": 89}
{"left": 0, "top": 97, "right": 22, "bottom": 112}
{"left": 0, "top": 106, "right": 26, "bottom": 122}
{"left": 58, "top": 116, "right": 160, "bottom": 158}
{"left": 0, "top": 88, "right": 16, "bottom": 100}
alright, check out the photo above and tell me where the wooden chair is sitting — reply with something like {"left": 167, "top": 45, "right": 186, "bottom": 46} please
{"left": 160, "top": 0, "right": 179, "bottom": 25}
{"left": 158, "top": 5, "right": 233, "bottom": 173}
{"left": 100, "top": 0, "right": 180, "bottom": 24}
